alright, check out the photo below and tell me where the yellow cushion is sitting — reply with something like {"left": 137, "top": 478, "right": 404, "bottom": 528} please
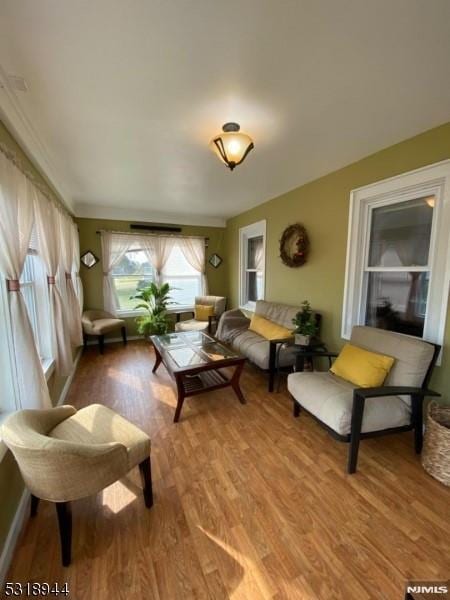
{"left": 194, "top": 304, "right": 215, "bottom": 321}
{"left": 249, "top": 314, "right": 293, "bottom": 341}
{"left": 330, "top": 343, "right": 395, "bottom": 388}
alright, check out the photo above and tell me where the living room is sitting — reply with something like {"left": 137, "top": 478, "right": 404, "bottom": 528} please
{"left": 1, "top": 2, "right": 450, "bottom": 599}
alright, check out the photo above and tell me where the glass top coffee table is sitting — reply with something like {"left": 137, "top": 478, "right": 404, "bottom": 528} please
{"left": 151, "top": 331, "right": 247, "bottom": 422}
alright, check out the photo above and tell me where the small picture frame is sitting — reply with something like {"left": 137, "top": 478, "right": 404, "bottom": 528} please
{"left": 80, "top": 250, "right": 99, "bottom": 269}
{"left": 208, "top": 253, "right": 223, "bottom": 268}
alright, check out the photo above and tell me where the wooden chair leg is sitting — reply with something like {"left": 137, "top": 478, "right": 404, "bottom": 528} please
{"left": 347, "top": 393, "right": 365, "bottom": 474}
{"left": 121, "top": 326, "right": 127, "bottom": 346}
{"left": 293, "top": 400, "right": 301, "bottom": 417}
{"left": 98, "top": 335, "right": 104, "bottom": 354}
{"left": 30, "top": 494, "right": 39, "bottom": 518}
{"left": 411, "top": 395, "right": 424, "bottom": 454}
{"left": 55, "top": 502, "right": 72, "bottom": 567}
{"left": 138, "top": 457, "right": 154, "bottom": 508}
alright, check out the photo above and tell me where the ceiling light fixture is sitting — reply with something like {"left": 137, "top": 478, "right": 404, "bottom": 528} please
{"left": 210, "top": 122, "right": 254, "bottom": 171}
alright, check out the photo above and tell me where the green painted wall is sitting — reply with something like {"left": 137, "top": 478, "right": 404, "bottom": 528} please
{"left": 225, "top": 122, "right": 450, "bottom": 402}
{"left": 76, "top": 217, "right": 227, "bottom": 336}
{"left": 0, "top": 120, "right": 73, "bottom": 557}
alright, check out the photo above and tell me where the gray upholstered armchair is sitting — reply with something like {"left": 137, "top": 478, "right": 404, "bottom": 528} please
{"left": 288, "top": 326, "right": 440, "bottom": 474}
{"left": 82, "top": 309, "right": 126, "bottom": 353}
{"left": 174, "top": 295, "right": 227, "bottom": 334}
{"left": 1, "top": 404, "right": 153, "bottom": 566}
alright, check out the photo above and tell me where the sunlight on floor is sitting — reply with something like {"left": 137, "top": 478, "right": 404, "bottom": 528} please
{"left": 101, "top": 481, "right": 136, "bottom": 514}
{"left": 107, "top": 367, "right": 144, "bottom": 391}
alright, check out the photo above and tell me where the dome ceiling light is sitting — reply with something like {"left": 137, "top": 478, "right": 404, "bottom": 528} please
{"left": 210, "top": 122, "right": 254, "bottom": 171}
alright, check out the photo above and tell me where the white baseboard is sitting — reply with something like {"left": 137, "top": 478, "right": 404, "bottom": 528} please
{"left": 0, "top": 488, "right": 30, "bottom": 587}
{"left": 85, "top": 335, "right": 141, "bottom": 346}
{"left": 57, "top": 347, "right": 82, "bottom": 406}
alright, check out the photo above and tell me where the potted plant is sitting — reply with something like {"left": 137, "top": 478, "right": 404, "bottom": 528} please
{"left": 131, "top": 282, "right": 173, "bottom": 338}
{"left": 292, "top": 300, "right": 318, "bottom": 346}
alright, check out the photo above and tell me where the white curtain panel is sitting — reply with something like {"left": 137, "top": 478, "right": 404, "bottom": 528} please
{"left": 140, "top": 235, "right": 175, "bottom": 283}
{"left": 59, "top": 212, "right": 83, "bottom": 347}
{"left": 71, "top": 221, "right": 83, "bottom": 314}
{"left": 34, "top": 193, "right": 74, "bottom": 375}
{"left": 101, "top": 232, "right": 133, "bottom": 314}
{"left": 179, "top": 237, "right": 208, "bottom": 294}
{"left": 0, "top": 153, "right": 51, "bottom": 408}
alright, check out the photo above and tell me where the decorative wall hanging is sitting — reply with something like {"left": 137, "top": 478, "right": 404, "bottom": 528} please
{"left": 208, "top": 253, "right": 223, "bottom": 268}
{"left": 80, "top": 250, "right": 99, "bottom": 268}
{"left": 279, "top": 223, "right": 309, "bottom": 267}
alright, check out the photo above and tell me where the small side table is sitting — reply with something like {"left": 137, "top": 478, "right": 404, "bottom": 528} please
{"left": 275, "top": 339, "right": 335, "bottom": 391}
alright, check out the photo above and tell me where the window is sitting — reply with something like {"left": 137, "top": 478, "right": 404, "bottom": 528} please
{"left": 162, "top": 245, "right": 202, "bottom": 308}
{"left": 19, "top": 251, "right": 52, "bottom": 365}
{"left": 111, "top": 243, "right": 202, "bottom": 312}
{"left": 239, "top": 220, "right": 266, "bottom": 310}
{"left": 111, "top": 249, "right": 156, "bottom": 311}
{"left": 342, "top": 161, "right": 450, "bottom": 349}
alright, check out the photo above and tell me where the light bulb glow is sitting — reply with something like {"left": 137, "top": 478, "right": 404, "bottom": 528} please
{"left": 209, "top": 123, "right": 254, "bottom": 170}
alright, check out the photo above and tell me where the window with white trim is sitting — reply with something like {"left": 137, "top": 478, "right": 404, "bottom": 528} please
{"left": 342, "top": 161, "right": 450, "bottom": 348}
{"left": 111, "top": 244, "right": 202, "bottom": 312}
{"left": 111, "top": 248, "right": 156, "bottom": 312}
{"left": 239, "top": 220, "right": 266, "bottom": 310}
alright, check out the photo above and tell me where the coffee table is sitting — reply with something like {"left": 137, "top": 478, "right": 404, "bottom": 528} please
{"left": 151, "top": 331, "right": 247, "bottom": 422}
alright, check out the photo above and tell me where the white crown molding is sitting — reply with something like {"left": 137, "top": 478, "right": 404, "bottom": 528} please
{"left": 0, "top": 63, "right": 74, "bottom": 213}
{"left": 74, "top": 202, "right": 226, "bottom": 228}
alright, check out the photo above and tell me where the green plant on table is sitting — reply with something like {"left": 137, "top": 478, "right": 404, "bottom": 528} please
{"left": 131, "top": 282, "right": 174, "bottom": 337}
{"left": 292, "top": 300, "right": 318, "bottom": 337}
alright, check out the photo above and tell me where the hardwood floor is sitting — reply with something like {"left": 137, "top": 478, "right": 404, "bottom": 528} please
{"left": 6, "top": 341, "right": 450, "bottom": 599}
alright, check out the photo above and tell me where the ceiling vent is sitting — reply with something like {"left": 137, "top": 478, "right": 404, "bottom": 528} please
{"left": 7, "top": 75, "right": 28, "bottom": 92}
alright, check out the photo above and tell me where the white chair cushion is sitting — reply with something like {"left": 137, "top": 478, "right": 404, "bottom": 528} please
{"left": 175, "top": 319, "right": 209, "bottom": 332}
{"left": 350, "top": 326, "right": 435, "bottom": 406}
{"left": 287, "top": 371, "right": 411, "bottom": 436}
{"left": 255, "top": 300, "right": 299, "bottom": 330}
{"left": 230, "top": 330, "right": 296, "bottom": 370}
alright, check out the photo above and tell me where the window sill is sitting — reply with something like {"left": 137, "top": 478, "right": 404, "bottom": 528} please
{"left": 42, "top": 358, "right": 55, "bottom": 381}
{"left": 117, "top": 306, "right": 194, "bottom": 318}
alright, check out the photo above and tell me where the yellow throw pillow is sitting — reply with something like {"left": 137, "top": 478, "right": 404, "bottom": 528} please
{"left": 195, "top": 304, "right": 215, "bottom": 321}
{"left": 249, "top": 313, "right": 293, "bottom": 341}
{"left": 330, "top": 343, "right": 394, "bottom": 388}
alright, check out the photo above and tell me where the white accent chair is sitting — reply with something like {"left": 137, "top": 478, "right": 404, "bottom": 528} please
{"left": 174, "top": 295, "right": 227, "bottom": 334}
{"left": 287, "top": 326, "right": 440, "bottom": 473}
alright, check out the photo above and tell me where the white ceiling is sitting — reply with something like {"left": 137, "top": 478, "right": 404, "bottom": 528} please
{"left": 1, "top": 0, "right": 450, "bottom": 227}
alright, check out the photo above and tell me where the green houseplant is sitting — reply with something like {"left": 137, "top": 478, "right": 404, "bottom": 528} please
{"left": 292, "top": 300, "right": 318, "bottom": 346}
{"left": 131, "top": 282, "right": 173, "bottom": 337}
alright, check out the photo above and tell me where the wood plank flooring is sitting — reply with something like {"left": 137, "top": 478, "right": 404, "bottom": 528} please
{"left": 6, "top": 341, "right": 450, "bottom": 599}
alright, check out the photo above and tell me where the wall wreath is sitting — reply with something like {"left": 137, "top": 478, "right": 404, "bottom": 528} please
{"left": 279, "top": 223, "right": 309, "bottom": 267}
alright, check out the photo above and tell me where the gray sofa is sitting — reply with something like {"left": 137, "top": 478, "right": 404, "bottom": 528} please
{"left": 217, "top": 300, "right": 302, "bottom": 390}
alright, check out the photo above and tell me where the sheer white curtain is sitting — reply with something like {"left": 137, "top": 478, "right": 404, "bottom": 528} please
{"left": 101, "top": 232, "right": 133, "bottom": 314}
{"left": 59, "top": 212, "right": 83, "bottom": 347}
{"left": 0, "top": 153, "right": 51, "bottom": 408}
{"left": 178, "top": 237, "right": 208, "bottom": 294}
{"left": 71, "top": 221, "right": 83, "bottom": 314}
{"left": 140, "top": 235, "right": 175, "bottom": 283}
{"left": 34, "top": 193, "right": 73, "bottom": 375}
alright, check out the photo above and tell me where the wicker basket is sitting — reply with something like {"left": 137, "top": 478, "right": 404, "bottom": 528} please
{"left": 422, "top": 401, "right": 450, "bottom": 486}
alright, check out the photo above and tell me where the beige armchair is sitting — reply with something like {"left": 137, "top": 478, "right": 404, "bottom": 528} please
{"left": 1, "top": 404, "right": 152, "bottom": 566}
{"left": 82, "top": 309, "right": 126, "bottom": 353}
{"left": 174, "top": 295, "right": 227, "bottom": 334}
{"left": 288, "top": 326, "right": 440, "bottom": 473}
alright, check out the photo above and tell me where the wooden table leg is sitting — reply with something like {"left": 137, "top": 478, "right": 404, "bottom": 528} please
{"left": 231, "top": 362, "right": 246, "bottom": 404}
{"left": 173, "top": 375, "right": 185, "bottom": 423}
{"left": 152, "top": 346, "right": 162, "bottom": 373}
